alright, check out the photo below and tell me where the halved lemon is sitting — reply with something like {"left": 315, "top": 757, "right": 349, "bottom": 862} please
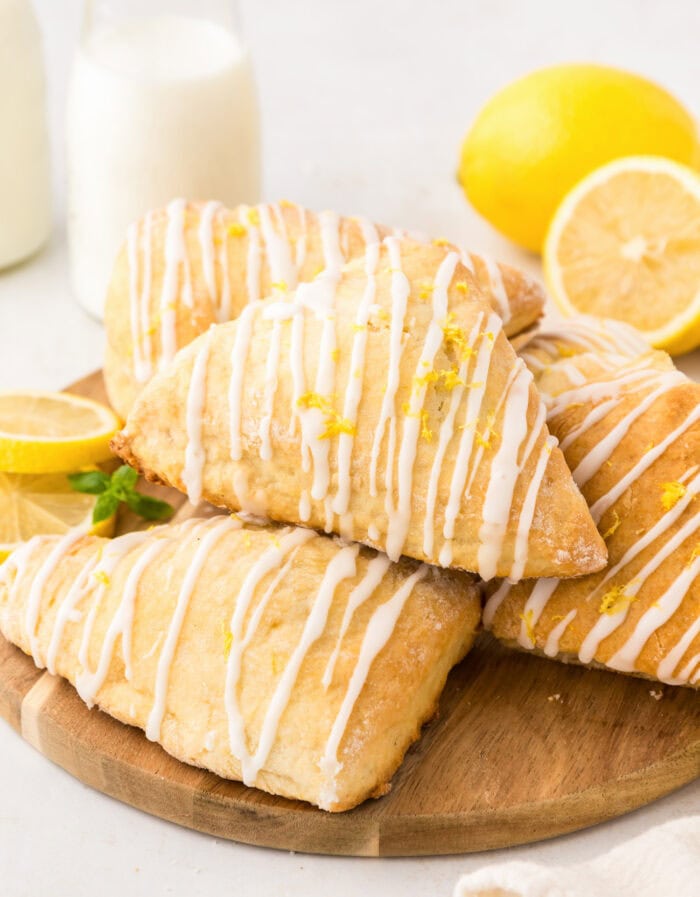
{"left": 544, "top": 156, "right": 700, "bottom": 355}
{"left": 0, "top": 471, "right": 115, "bottom": 562}
{"left": 0, "top": 391, "right": 120, "bottom": 473}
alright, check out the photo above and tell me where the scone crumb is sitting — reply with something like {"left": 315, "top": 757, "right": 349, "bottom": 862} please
{"left": 649, "top": 689, "right": 664, "bottom": 701}
{"left": 547, "top": 693, "right": 562, "bottom": 703}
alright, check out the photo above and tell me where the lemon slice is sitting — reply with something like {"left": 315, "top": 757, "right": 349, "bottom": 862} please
{"left": 0, "top": 391, "right": 120, "bottom": 473}
{"left": 0, "top": 471, "right": 115, "bottom": 562}
{"left": 544, "top": 156, "right": 700, "bottom": 355}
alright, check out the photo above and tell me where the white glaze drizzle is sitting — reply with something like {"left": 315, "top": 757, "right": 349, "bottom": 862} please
{"left": 440, "top": 314, "right": 503, "bottom": 567}
{"left": 368, "top": 237, "right": 411, "bottom": 497}
{"left": 258, "top": 203, "right": 296, "bottom": 292}
{"left": 224, "top": 527, "right": 314, "bottom": 777}
{"left": 46, "top": 554, "right": 99, "bottom": 675}
{"left": 481, "top": 255, "right": 510, "bottom": 323}
{"left": 571, "top": 373, "right": 685, "bottom": 488}
{"left": 422, "top": 314, "right": 483, "bottom": 559}
{"left": 25, "top": 529, "right": 85, "bottom": 666}
{"left": 321, "top": 553, "right": 391, "bottom": 689}
{"left": 76, "top": 535, "right": 172, "bottom": 707}
{"left": 589, "top": 403, "right": 700, "bottom": 523}
{"left": 607, "top": 552, "right": 700, "bottom": 674}
{"left": 127, "top": 221, "right": 149, "bottom": 383}
{"left": 228, "top": 301, "right": 261, "bottom": 461}
{"left": 182, "top": 328, "right": 213, "bottom": 504}
{"left": 198, "top": 200, "right": 222, "bottom": 305}
{"left": 477, "top": 358, "right": 535, "bottom": 580}
{"left": 576, "top": 471, "right": 700, "bottom": 663}
{"left": 146, "top": 517, "right": 238, "bottom": 741}
{"left": 158, "top": 198, "right": 189, "bottom": 368}
{"left": 509, "top": 434, "right": 556, "bottom": 582}
{"left": 544, "top": 609, "right": 577, "bottom": 657}
{"left": 227, "top": 537, "right": 358, "bottom": 786}
{"left": 331, "top": 218, "right": 380, "bottom": 516}
{"left": 385, "top": 251, "right": 459, "bottom": 561}
{"left": 214, "top": 209, "right": 232, "bottom": 325}
{"left": 240, "top": 206, "right": 261, "bottom": 304}
{"left": 318, "top": 563, "right": 428, "bottom": 810}
{"left": 136, "top": 211, "right": 155, "bottom": 381}
{"left": 76, "top": 530, "right": 153, "bottom": 670}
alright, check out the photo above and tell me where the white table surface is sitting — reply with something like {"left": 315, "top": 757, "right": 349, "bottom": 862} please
{"left": 1, "top": 1, "right": 698, "bottom": 894}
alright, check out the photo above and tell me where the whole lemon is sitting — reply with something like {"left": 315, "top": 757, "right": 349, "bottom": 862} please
{"left": 458, "top": 64, "right": 699, "bottom": 252}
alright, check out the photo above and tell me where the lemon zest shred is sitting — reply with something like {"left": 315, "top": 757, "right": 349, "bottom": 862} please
{"left": 221, "top": 623, "right": 233, "bottom": 657}
{"left": 246, "top": 207, "right": 260, "bottom": 226}
{"left": 661, "top": 481, "right": 686, "bottom": 510}
{"left": 432, "top": 237, "right": 450, "bottom": 247}
{"left": 599, "top": 585, "right": 634, "bottom": 616}
{"left": 296, "top": 391, "right": 355, "bottom": 439}
{"left": 414, "top": 370, "right": 439, "bottom": 388}
{"left": 520, "top": 609, "right": 536, "bottom": 644}
{"left": 421, "top": 410, "right": 433, "bottom": 442}
{"left": 271, "top": 280, "right": 288, "bottom": 292}
{"left": 228, "top": 222, "right": 247, "bottom": 238}
{"left": 602, "top": 510, "right": 621, "bottom": 541}
{"left": 93, "top": 570, "right": 110, "bottom": 587}
{"left": 330, "top": 348, "right": 340, "bottom": 362}
{"left": 440, "top": 368, "right": 465, "bottom": 390}
{"left": 476, "top": 412, "right": 498, "bottom": 449}
{"left": 417, "top": 280, "right": 434, "bottom": 301}
{"left": 454, "top": 281, "right": 469, "bottom": 294}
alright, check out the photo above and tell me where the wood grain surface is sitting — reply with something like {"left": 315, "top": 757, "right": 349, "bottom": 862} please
{"left": 0, "top": 371, "right": 697, "bottom": 856}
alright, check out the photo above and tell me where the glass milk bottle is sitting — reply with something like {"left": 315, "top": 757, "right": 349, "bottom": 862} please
{"left": 0, "top": 0, "right": 51, "bottom": 268}
{"left": 66, "top": 0, "right": 260, "bottom": 318}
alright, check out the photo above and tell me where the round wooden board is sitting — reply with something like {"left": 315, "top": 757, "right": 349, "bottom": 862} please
{"left": 1, "top": 371, "right": 698, "bottom": 857}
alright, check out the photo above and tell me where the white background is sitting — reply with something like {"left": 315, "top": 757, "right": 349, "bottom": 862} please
{"left": 0, "top": 1, "right": 698, "bottom": 894}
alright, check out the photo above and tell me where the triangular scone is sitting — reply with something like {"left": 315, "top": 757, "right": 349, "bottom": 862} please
{"left": 0, "top": 517, "right": 481, "bottom": 811}
{"left": 112, "top": 240, "right": 605, "bottom": 581}
{"left": 104, "top": 200, "right": 545, "bottom": 417}
{"left": 486, "top": 338, "right": 700, "bottom": 687}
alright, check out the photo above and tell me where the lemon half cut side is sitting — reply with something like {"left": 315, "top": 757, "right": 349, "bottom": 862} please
{"left": 544, "top": 156, "right": 700, "bottom": 356}
{"left": 0, "top": 391, "right": 120, "bottom": 474}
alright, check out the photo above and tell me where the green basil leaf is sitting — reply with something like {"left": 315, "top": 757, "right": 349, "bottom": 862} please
{"left": 125, "top": 491, "right": 174, "bottom": 521}
{"left": 68, "top": 470, "right": 111, "bottom": 495}
{"left": 92, "top": 491, "right": 120, "bottom": 524}
{"left": 111, "top": 465, "right": 139, "bottom": 498}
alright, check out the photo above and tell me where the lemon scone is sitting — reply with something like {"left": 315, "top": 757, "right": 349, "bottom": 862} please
{"left": 103, "top": 200, "right": 545, "bottom": 417}
{"left": 112, "top": 240, "right": 605, "bottom": 581}
{"left": 486, "top": 328, "right": 700, "bottom": 687}
{"left": 0, "top": 516, "right": 481, "bottom": 811}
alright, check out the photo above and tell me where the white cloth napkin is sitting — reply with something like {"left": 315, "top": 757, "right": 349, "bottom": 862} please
{"left": 453, "top": 816, "right": 700, "bottom": 897}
